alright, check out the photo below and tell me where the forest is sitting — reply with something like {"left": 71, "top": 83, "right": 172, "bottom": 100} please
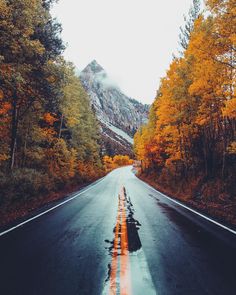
{"left": 134, "top": 0, "right": 236, "bottom": 225}
{"left": 0, "top": 0, "right": 136, "bottom": 225}
{"left": 0, "top": 0, "right": 235, "bottom": 228}
{"left": 0, "top": 0, "right": 107, "bottom": 223}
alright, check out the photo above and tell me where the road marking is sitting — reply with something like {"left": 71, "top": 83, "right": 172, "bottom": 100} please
{"left": 109, "top": 187, "right": 132, "bottom": 295}
{"left": 0, "top": 177, "right": 106, "bottom": 237}
{"left": 109, "top": 193, "right": 122, "bottom": 294}
{"left": 120, "top": 187, "right": 132, "bottom": 295}
{"left": 139, "top": 178, "right": 236, "bottom": 235}
{"left": 105, "top": 186, "right": 156, "bottom": 295}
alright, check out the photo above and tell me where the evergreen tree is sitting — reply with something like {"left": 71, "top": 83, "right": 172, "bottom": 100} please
{"left": 179, "top": 0, "right": 201, "bottom": 51}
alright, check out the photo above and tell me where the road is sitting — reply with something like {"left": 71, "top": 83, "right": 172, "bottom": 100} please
{"left": 0, "top": 166, "right": 236, "bottom": 295}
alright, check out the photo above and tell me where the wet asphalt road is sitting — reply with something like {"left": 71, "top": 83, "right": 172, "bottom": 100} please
{"left": 0, "top": 166, "right": 236, "bottom": 295}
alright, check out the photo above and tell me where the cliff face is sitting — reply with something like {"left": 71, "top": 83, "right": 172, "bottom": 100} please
{"left": 80, "top": 60, "right": 149, "bottom": 156}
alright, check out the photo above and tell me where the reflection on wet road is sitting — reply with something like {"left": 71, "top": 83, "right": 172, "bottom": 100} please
{"left": 104, "top": 186, "right": 155, "bottom": 295}
{"left": 0, "top": 166, "right": 236, "bottom": 295}
{"left": 108, "top": 187, "right": 132, "bottom": 295}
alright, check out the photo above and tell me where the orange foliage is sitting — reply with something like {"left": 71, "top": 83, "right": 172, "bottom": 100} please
{"left": 134, "top": 0, "right": 236, "bottom": 180}
{"left": 103, "top": 155, "right": 133, "bottom": 172}
{"left": 43, "top": 112, "right": 58, "bottom": 126}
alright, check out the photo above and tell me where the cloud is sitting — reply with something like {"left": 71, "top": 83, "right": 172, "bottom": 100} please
{"left": 94, "top": 70, "right": 120, "bottom": 91}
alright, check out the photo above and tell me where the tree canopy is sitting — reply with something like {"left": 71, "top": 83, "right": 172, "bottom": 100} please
{"left": 134, "top": 0, "right": 236, "bottom": 205}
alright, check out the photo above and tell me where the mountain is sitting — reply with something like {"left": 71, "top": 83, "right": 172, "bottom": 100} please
{"left": 79, "top": 60, "right": 149, "bottom": 156}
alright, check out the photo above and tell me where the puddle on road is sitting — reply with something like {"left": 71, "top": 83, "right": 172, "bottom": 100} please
{"left": 103, "top": 187, "right": 156, "bottom": 295}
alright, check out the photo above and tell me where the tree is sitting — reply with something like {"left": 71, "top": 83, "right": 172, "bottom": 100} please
{"left": 134, "top": 0, "right": 235, "bottom": 203}
{"left": 179, "top": 0, "right": 201, "bottom": 51}
{"left": 0, "top": 0, "right": 64, "bottom": 170}
{"left": 0, "top": 0, "right": 105, "bottom": 213}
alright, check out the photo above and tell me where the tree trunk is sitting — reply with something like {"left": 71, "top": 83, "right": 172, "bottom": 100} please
{"left": 203, "top": 128, "right": 208, "bottom": 176}
{"left": 221, "top": 118, "right": 227, "bottom": 178}
{"left": 22, "top": 125, "right": 30, "bottom": 168}
{"left": 58, "top": 114, "right": 64, "bottom": 138}
{"left": 9, "top": 91, "right": 18, "bottom": 170}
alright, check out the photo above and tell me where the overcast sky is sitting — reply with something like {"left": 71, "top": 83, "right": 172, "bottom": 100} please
{"left": 52, "top": 0, "right": 201, "bottom": 104}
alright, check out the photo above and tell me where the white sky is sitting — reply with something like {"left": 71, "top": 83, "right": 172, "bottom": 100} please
{"left": 52, "top": 0, "right": 200, "bottom": 104}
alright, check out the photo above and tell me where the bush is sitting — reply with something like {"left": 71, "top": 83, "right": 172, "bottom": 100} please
{"left": 0, "top": 168, "right": 53, "bottom": 206}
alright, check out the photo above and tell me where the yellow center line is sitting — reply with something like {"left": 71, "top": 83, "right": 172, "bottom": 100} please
{"left": 109, "top": 186, "right": 132, "bottom": 295}
{"left": 109, "top": 196, "right": 121, "bottom": 295}
{"left": 120, "top": 187, "right": 132, "bottom": 295}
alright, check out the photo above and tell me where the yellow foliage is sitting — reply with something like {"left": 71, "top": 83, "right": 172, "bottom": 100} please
{"left": 0, "top": 153, "right": 9, "bottom": 162}
{"left": 46, "top": 139, "right": 78, "bottom": 181}
{"left": 103, "top": 155, "right": 133, "bottom": 172}
{"left": 227, "top": 142, "right": 236, "bottom": 154}
{"left": 134, "top": 2, "right": 236, "bottom": 177}
{"left": 0, "top": 90, "right": 4, "bottom": 100}
{"left": 40, "top": 127, "right": 56, "bottom": 141}
{"left": 222, "top": 98, "right": 236, "bottom": 119}
{"left": 77, "top": 161, "right": 101, "bottom": 181}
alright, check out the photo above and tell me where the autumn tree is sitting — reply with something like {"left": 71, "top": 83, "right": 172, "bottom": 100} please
{"left": 0, "top": 0, "right": 64, "bottom": 170}
{"left": 0, "top": 0, "right": 105, "bottom": 214}
{"left": 58, "top": 62, "right": 103, "bottom": 181}
{"left": 134, "top": 0, "right": 235, "bottom": 204}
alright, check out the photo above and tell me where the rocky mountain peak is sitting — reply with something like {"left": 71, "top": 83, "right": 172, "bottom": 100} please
{"left": 82, "top": 59, "right": 104, "bottom": 75}
{"left": 79, "top": 60, "right": 149, "bottom": 156}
